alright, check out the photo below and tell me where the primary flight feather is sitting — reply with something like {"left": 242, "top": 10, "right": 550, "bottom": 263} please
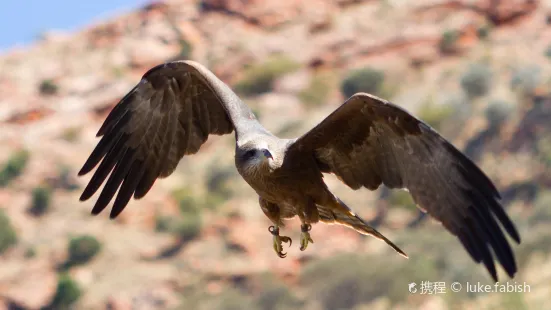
{"left": 79, "top": 60, "right": 520, "bottom": 282}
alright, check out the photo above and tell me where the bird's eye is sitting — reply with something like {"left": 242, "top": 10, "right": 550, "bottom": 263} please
{"left": 244, "top": 150, "right": 256, "bottom": 159}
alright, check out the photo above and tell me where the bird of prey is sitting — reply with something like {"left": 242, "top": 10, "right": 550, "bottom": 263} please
{"left": 79, "top": 60, "right": 520, "bottom": 281}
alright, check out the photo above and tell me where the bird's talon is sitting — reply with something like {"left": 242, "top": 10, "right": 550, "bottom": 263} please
{"left": 280, "top": 235, "right": 292, "bottom": 247}
{"left": 271, "top": 226, "right": 292, "bottom": 258}
{"left": 300, "top": 223, "right": 314, "bottom": 251}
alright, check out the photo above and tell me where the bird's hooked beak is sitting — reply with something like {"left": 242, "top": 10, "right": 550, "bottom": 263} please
{"left": 261, "top": 149, "right": 273, "bottom": 160}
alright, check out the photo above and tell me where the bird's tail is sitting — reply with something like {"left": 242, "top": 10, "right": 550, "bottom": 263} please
{"left": 328, "top": 197, "right": 408, "bottom": 258}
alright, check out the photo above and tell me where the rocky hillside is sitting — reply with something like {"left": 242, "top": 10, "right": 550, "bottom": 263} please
{"left": 1, "top": 0, "right": 551, "bottom": 309}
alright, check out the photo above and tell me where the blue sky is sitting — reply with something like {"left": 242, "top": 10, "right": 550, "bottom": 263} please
{"left": 0, "top": 0, "right": 148, "bottom": 51}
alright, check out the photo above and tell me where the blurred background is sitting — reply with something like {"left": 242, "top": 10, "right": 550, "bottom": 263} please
{"left": 0, "top": 0, "right": 550, "bottom": 309}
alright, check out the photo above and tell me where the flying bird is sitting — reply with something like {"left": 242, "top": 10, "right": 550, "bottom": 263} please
{"left": 79, "top": 60, "right": 520, "bottom": 281}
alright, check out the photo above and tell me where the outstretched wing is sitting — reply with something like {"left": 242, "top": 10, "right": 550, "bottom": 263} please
{"left": 79, "top": 60, "right": 256, "bottom": 218}
{"left": 288, "top": 93, "right": 520, "bottom": 281}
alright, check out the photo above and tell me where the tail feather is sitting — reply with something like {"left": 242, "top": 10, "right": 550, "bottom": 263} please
{"left": 320, "top": 197, "right": 408, "bottom": 258}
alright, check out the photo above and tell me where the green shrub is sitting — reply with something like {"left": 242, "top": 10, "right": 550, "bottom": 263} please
{"left": 515, "top": 226, "right": 551, "bottom": 267}
{"left": 24, "top": 246, "right": 37, "bottom": 259}
{"left": 255, "top": 274, "right": 302, "bottom": 310}
{"left": 206, "top": 165, "right": 237, "bottom": 202}
{"left": 39, "top": 79, "right": 58, "bottom": 95}
{"left": 529, "top": 190, "right": 551, "bottom": 226}
{"left": 545, "top": 44, "right": 551, "bottom": 59}
{"left": 155, "top": 213, "right": 202, "bottom": 241}
{"left": 172, "top": 187, "right": 200, "bottom": 214}
{"left": 301, "top": 253, "right": 439, "bottom": 309}
{"left": 477, "top": 24, "right": 492, "bottom": 40}
{"left": 460, "top": 63, "right": 492, "bottom": 98}
{"left": 67, "top": 235, "right": 101, "bottom": 266}
{"left": 60, "top": 127, "right": 81, "bottom": 143}
{"left": 55, "top": 166, "right": 79, "bottom": 191}
{"left": 299, "top": 72, "right": 334, "bottom": 108}
{"left": 168, "top": 187, "right": 204, "bottom": 241}
{"left": 28, "top": 186, "right": 52, "bottom": 216}
{"left": 340, "top": 67, "right": 385, "bottom": 98}
{"left": 49, "top": 273, "right": 82, "bottom": 309}
{"left": 417, "top": 98, "right": 457, "bottom": 131}
{"left": 0, "top": 149, "right": 30, "bottom": 187}
{"left": 157, "top": 189, "right": 203, "bottom": 242}
{"left": 177, "top": 38, "right": 193, "bottom": 60}
{"left": 216, "top": 289, "right": 258, "bottom": 310}
{"left": 0, "top": 209, "right": 17, "bottom": 254}
{"left": 155, "top": 214, "right": 172, "bottom": 233}
{"left": 484, "top": 100, "right": 513, "bottom": 129}
{"left": 172, "top": 212, "right": 202, "bottom": 242}
{"left": 439, "top": 30, "right": 459, "bottom": 54}
{"left": 510, "top": 65, "right": 541, "bottom": 96}
{"left": 234, "top": 55, "right": 300, "bottom": 96}
{"left": 538, "top": 136, "right": 551, "bottom": 167}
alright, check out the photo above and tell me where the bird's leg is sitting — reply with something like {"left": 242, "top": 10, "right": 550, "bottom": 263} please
{"left": 297, "top": 197, "right": 317, "bottom": 251}
{"left": 268, "top": 225, "right": 292, "bottom": 258}
{"left": 300, "top": 223, "right": 314, "bottom": 251}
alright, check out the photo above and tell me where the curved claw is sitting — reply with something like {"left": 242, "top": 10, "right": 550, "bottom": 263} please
{"left": 299, "top": 226, "right": 314, "bottom": 251}
{"left": 280, "top": 235, "right": 292, "bottom": 247}
{"left": 271, "top": 225, "right": 293, "bottom": 258}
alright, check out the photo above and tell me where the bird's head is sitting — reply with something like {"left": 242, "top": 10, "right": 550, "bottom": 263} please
{"left": 236, "top": 142, "right": 276, "bottom": 175}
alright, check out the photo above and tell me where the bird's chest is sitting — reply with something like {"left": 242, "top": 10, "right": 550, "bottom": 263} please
{"left": 240, "top": 165, "right": 321, "bottom": 204}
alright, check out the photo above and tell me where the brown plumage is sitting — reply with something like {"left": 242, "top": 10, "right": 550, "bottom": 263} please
{"left": 79, "top": 60, "right": 520, "bottom": 282}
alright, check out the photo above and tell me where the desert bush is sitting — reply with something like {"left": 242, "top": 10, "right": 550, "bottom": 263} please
{"left": 515, "top": 225, "right": 551, "bottom": 267}
{"left": 206, "top": 165, "right": 237, "bottom": 201}
{"left": 48, "top": 273, "right": 81, "bottom": 309}
{"left": 499, "top": 292, "right": 529, "bottom": 310}
{"left": 177, "top": 38, "right": 193, "bottom": 60}
{"left": 155, "top": 213, "right": 202, "bottom": 242}
{"left": 54, "top": 165, "right": 80, "bottom": 191}
{"left": 158, "top": 189, "right": 203, "bottom": 242}
{"left": 341, "top": 67, "right": 385, "bottom": 98}
{"left": 39, "top": 79, "right": 58, "bottom": 95}
{"left": 546, "top": 44, "right": 551, "bottom": 59}
{"left": 60, "top": 127, "right": 81, "bottom": 143}
{"left": 28, "top": 186, "right": 52, "bottom": 216}
{"left": 234, "top": 55, "right": 300, "bottom": 96}
{"left": 0, "top": 209, "right": 17, "bottom": 254}
{"left": 299, "top": 72, "right": 334, "bottom": 108}
{"left": 255, "top": 275, "right": 302, "bottom": 310}
{"left": 510, "top": 65, "right": 541, "bottom": 96}
{"left": 0, "top": 149, "right": 30, "bottom": 187}
{"left": 301, "top": 253, "right": 439, "bottom": 309}
{"left": 202, "top": 289, "right": 258, "bottom": 310}
{"left": 537, "top": 136, "right": 551, "bottom": 167}
{"left": 172, "top": 187, "right": 200, "bottom": 214}
{"left": 439, "top": 30, "right": 459, "bottom": 54}
{"left": 172, "top": 212, "right": 202, "bottom": 242}
{"left": 24, "top": 246, "right": 37, "bottom": 259}
{"left": 67, "top": 235, "right": 101, "bottom": 266}
{"left": 528, "top": 190, "right": 551, "bottom": 226}
{"left": 477, "top": 24, "right": 492, "bottom": 40}
{"left": 417, "top": 98, "right": 457, "bottom": 132}
{"left": 485, "top": 100, "right": 513, "bottom": 129}
{"left": 460, "top": 63, "right": 492, "bottom": 98}
{"left": 155, "top": 214, "right": 172, "bottom": 233}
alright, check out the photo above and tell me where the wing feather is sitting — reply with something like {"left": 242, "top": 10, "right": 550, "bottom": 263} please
{"left": 289, "top": 92, "right": 520, "bottom": 281}
{"left": 79, "top": 61, "right": 257, "bottom": 218}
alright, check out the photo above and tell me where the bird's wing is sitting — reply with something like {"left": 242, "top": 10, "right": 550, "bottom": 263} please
{"left": 288, "top": 93, "right": 520, "bottom": 281}
{"left": 79, "top": 60, "right": 257, "bottom": 218}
